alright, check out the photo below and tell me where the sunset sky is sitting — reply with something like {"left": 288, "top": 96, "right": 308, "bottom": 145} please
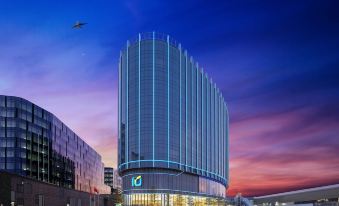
{"left": 1, "top": 0, "right": 339, "bottom": 196}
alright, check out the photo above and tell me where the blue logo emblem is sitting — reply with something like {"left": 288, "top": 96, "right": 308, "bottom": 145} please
{"left": 132, "top": 175, "right": 142, "bottom": 187}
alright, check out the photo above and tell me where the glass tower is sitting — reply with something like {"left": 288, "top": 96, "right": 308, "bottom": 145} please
{"left": 0, "top": 95, "right": 110, "bottom": 194}
{"left": 118, "top": 33, "right": 229, "bottom": 205}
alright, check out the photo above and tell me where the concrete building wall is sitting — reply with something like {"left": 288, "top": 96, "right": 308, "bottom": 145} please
{"left": 0, "top": 171, "right": 96, "bottom": 206}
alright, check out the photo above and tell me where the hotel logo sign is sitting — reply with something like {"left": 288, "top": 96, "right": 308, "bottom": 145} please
{"left": 132, "top": 175, "right": 142, "bottom": 187}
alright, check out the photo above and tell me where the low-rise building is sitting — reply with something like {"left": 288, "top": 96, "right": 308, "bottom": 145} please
{"left": 253, "top": 184, "right": 339, "bottom": 206}
{"left": 0, "top": 95, "right": 110, "bottom": 194}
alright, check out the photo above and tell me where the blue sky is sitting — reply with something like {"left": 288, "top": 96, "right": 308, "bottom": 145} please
{"left": 1, "top": 0, "right": 339, "bottom": 196}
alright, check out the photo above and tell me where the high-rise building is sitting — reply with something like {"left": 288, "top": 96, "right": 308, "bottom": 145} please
{"left": 118, "top": 32, "right": 229, "bottom": 205}
{"left": 104, "top": 167, "right": 122, "bottom": 193}
{"left": 0, "top": 95, "right": 110, "bottom": 194}
{"left": 104, "top": 167, "right": 114, "bottom": 188}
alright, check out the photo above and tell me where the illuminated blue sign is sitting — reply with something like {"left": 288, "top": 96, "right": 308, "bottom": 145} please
{"left": 132, "top": 175, "right": 142, "bottom": 187}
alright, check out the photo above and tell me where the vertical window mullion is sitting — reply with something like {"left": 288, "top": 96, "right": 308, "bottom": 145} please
{"left": 138, "top": 34, "right": 141, "bottom": 167}
{"left": 126, "top": 41, "right": 129, "bottom": 168}
{"left": 152, "top": 32, "right": 155, "bottom": 167}
{"left": 179, "top": 44, "right": 182, "bottom": 170}
{"left": 167, "top": 35, "right": 170, "bottom": 168}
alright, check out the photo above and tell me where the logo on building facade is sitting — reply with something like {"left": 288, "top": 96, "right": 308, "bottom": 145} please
{"left": 132, "top": 175, "right": 142, "bottom": 187}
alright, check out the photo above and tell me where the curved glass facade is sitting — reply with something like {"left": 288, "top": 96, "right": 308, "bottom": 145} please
{"left": 118, "top": 32, "right": 229, "bottom": 201}
{"left": 123, "top": 193, "right": 226, "bottom": 205}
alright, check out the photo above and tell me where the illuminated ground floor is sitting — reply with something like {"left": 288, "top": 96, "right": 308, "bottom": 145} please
{"left": 123, "top": 193, "right": 227, "bottom": 206}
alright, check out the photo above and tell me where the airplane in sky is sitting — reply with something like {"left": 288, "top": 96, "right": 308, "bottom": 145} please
{"left": 72, "top": 21, "right": 87, "bottom": 29}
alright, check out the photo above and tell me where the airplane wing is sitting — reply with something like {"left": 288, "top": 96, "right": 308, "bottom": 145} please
{"left": 72, "top": 22, "right": 87, "bottom": 29}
